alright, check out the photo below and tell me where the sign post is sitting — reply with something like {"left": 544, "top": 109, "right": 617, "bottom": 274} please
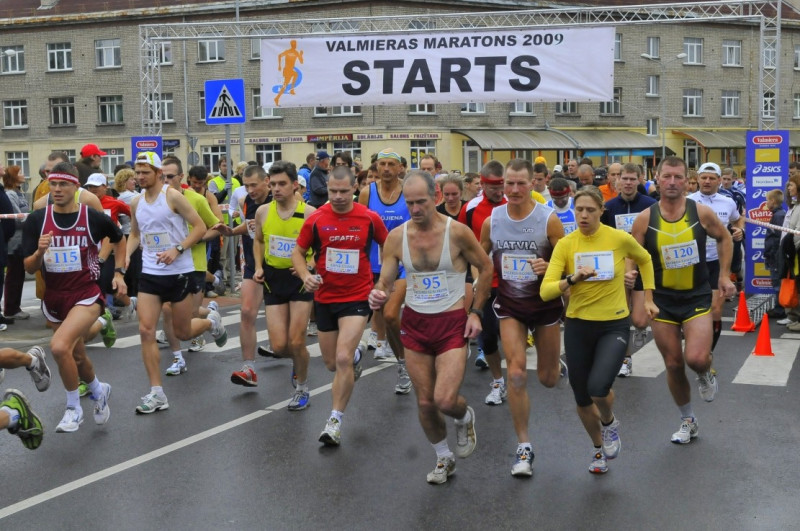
{"left": 205, "top": 79, "right": 247, "bottom": 293}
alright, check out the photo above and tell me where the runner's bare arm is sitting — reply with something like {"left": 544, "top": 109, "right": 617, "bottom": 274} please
{"left": 252, "top": 204, "right": 268, "bottom": 282}
{"left": 126, "top": 196, "right": 141, "bottom": 269}
{"left": 698, "top": 204, "right": 735, "bottom": 294}
{"left": 458, "top": 222, "right": 493, "bottom": 312}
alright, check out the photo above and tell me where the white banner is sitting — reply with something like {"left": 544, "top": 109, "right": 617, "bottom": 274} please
{"left": 260, "top": 27, "right": 614, "bottom": 109}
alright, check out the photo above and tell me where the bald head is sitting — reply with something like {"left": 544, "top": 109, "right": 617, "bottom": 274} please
{"left": 577, "top": 164, "right": 595, "bottom": 186}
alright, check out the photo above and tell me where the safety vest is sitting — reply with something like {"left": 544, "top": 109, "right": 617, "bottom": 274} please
{"left": 209, "top": 175, "right": 241, "bottom": 224}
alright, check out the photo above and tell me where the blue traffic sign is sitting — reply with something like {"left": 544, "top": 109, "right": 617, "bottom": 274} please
{"left": 205, "top": 79, "right": 246, "bottom": 125}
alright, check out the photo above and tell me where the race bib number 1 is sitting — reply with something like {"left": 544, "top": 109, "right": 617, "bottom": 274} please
{"left": 269, "top": 235, "right": 295, "bottom": 259}
{"left": 143, "top": 232, "right": 172, "bottom": 253}
{"left": 501, "top": 254, "right": 537, "bottom": 282}
{"left": 326, "top": 247, "right": 359, "bottom": 274}
{"left": 409, "top": 271, "right": 449, "bottom": 302}
{"left": 574, "top": 251, "right": 615, "bottom": 281}
{"left": 661, "top": 240, "right": 700, "bottom": 270}
{"left": 44, "top": 245, "right": 82, "bottom": 273}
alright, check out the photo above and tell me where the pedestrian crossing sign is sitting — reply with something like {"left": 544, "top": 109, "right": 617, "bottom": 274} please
{"left": 205, "top": 79, "right": 246, "bottom": 125}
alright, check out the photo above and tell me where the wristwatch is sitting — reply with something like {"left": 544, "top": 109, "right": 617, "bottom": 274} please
{"left": 469, "top": 308, "right": 484, "bottom": 319}
{"left": 566, "top": 275, "right": 576, "bottom": 286}
{"left": 114, "top": 267, "right": 126, "bottom": 274}
{"left": 175, "top": 244, "right": 185, "bottom": 254}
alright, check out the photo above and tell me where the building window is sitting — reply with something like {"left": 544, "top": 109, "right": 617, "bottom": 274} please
{"left": 722, "top": 40, "right": 741, "bottom": 66}
{"left": 3, "top": 100, "right": 27, "bottom": 128}
{"left": 555, "top": 101, "right": 578, "bottom": 115}
{"left": 511, "top": 102, "right": 534, "bottom": 115}
{"left": 763, "top": 41, "right": 777, "bottom": 70}
{"left": 5, "top": 152, "right": 29, "bottom": 177}
{"left": 50, "top": 97, "right": 75, "bottom": 126}
{"left": 795, "top": 46, "right": 800, "bottom": 69}
{"left": 646, "top": 75, "right": 660, "bottom": 96}
{"left": 682, "top": 89, "right": 703, "bottom": 117}
{"left": 331, "top": 106, "right": 361, "bottom": 116}
{"left": 314, "top": 106, "right": 327, "bottom": 116}
{"left": 683, "top": 37, "right": 703, "bottom": 65}
{"left": 95, "top": 39, "right": 121, "bottom": 69}
{"left": 461, "top": 102, "right": 486, "bottom": 114}
{"left": 409, "top": 104, "right": 436, "bottom": 114}
{"left": 252, "top": 89, "right": 280, "bottom": 118}
{"left": 794, "top": 94, "right": 800, "bottom": 119}
{"left": 762, "top": 92, "right": 776, "bottom": 118}
{"left": 250, "top": 29, "right": 278, "bottom": 59}
{"left": 47, "top": 42, "right": 72, "bottom": 71}
{"left": 202, "top": 146, "right": 226, "bottom": 172}
{"left": 156, "top": 42, "right": 172, "bottom": 65}
{"left": 198, "top": 91, "right": 205, "bottom": 120}
{"left": 721, "top": 90, "right": 740, "bottom": 117}
{"left": 600, "top": 87, "right": 622, "bottom": 115}
{"left": 100, "top": 149, "right": 125, "bottom": 175}
{"left": 98, "top": 95, "right": 123, "bottom": 124}
{"left": 646, "top": 118, "right": 659, "bottom": 136}
{"left": 646, "top": 36, "right": 660, "bottom": 58}
{"left": 333, "top": 141, "right": 362, "bottom": 161}
{"left": 255, "top": 144, "right": 282, "bottom": 166}
{"left": 1, "top": 46, "right": 24, "bottom": 74}
{"left": 198, "top": 39, "right": 225, "bottom": 62}
{"left": 614, "top": 33, "right": 622, "bottom": 61}
{"left": 410, "top": 141, "right": 437, "bottom": 169}
{"left": 148, "top": 93, "right": 174, "bottom": 122}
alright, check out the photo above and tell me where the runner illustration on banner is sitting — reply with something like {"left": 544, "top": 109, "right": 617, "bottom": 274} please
{"left": 209, "top": 86, "right": 243, "bottom": 118}
{"left": 273, "top": 39, "right": 304, "bottom": 106}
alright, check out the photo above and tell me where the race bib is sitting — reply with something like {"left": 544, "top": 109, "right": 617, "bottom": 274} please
{"left": 501, "top": 254, "right": 537, "bottom": 282}
{"left": 269, "top": 235, "right": 295, "bottom": 259}
{"left": 614, "top": 213, "right": 637, "bottom": 233}
{"left": 661, "top": 240, "right": 700, "bottom": 270}
{"left": 574, "top": 251, "right": 614, "bottom": 281}
{"left": 326, "top": 247, "right": 359, "bottom": 274}
{"left": 44, "top": 245, "right": 82, "bottom": 273}
{"left": 143, "top": 232, "right": 172, "bottom": 253}
{"left": 562, "top": 222, "right": 577, "bottom": 235}
{"left": 246, "top": 219, "right": 257, "bottom": 239}
{"left": 409, "top": 271, "right": 449, "bottom": 302}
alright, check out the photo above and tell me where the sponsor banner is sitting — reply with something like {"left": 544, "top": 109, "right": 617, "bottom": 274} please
{"left": 214, "top": 136, "right": 306, "bottom": 145}
{"left": 354, "top": 132, "right": 442, "bottom": 141}
{"left": 260, "top": 27, "right": 614, "bottom": 108}
{"left": 745, "top": 130, "right": 789, "bottom": 294}
{"left": 131, "top": 136, "right": 162, "bottom": 162}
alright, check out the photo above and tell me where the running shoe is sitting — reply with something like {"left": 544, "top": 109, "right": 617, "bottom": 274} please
{"left": 207, "top": 300, "right": 219, "bottom": 314}
{"left": 156, "top": 329, "right": 169, "bottom": 346}
{"left": 214, "top": 270, "right": 226, "bottom": 296}
{"left": 454, "top": 406, "right": 476, "bottom": 458}
{"left": 136, "top": 392, "right": 169, "bottom": 414}
{"left": 288, "top": 389, "right": 310, "bottom": 411}
{"left": 231, "top": 365, "right": 258, "bottom": 387}
{"left": 787, "top": 320, "right": 800, "bottom": 332}
{"left": 777, "top": 317, "right": 795, "bottom": 326}
{"left": 8, "top": 310, "right": 30, "bottom": 320}
{"left": 91, "top": 382, "right": 112, "bottom": 425}
{"left": 319, "top": 417, "right": 341, "bottom": 446}
{"left": 205, "top": 289, "right": 218, "bottom": 299}
{"left": 124, "top": 297, "right": 137, "bottom": 322}
{"left": 55, "top": 407, "right": 84, "bottom": 433}
{"left": 395, "top": 363, "right": 412, "bottom": 395}
{"left": 373, "top": 341, "right": 390, "bottom": 361}
{"left": 557, "top": 357, "right": 569, "bottom": 389}
{"left": 484, "top": 381, "right": 507, "bottom": 405}
{"left": 208, "top": 310, "right": 228, "bottom": 347}
{"left": 188, "top": 336, "right": 206, "bottom": 352}
{"left": 165, "top": 358, "right": 187, "bottom": 376}
{"left": 601, "top": 417, "right": 621, "bottom": 459}
{"left": 257, "top": 345, "right": 278, "bottom": 358}
{"left": 632, "top": 327, "right": 647, "bottom": 349}
{"left": 511, "top": 446, "right": 534, "bottom": 477}
{"left": 307, "top": 321, "right": 318, "bottom": 336}
{"left": 100, "top": 308, "right": 116, "bottom": 347}
{"left": 697, "top": 369, "right": 718, "bottom": 402}
{"left": 671, "top": 416, "right": 699, "bottom": 444}
{"left": 617, "top": 357, "right": 632, "bottom": 378}
{"left": 589, "top": 449, "right": 608, "bottom": 474}
{"left": 367, "top": 330, "right": 378, "bottom": 350}
{"left": 78, "top": 381, "right": 90, "bottom": 397}
{"left": 475, "top": 348, "right": 488, "bottom": 369}
{"left": 26, "top": 346, "right": 51, "bottom": 392}
{"left": 353, "top": 342, "right": 366, "bottom": 381}
{"left": 426, "top": 455, "right": 456, "bottom": 485}
{"left": 2, "top": 389, "right": 43, "bottom": 449}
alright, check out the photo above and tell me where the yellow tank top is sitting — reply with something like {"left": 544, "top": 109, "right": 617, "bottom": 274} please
{"left": 262, "top": 201, "right": 309, "bottom": 269}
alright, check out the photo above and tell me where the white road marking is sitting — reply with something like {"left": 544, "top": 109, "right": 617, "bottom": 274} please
{"left": 731, "top": 339, "right": 798, "bottom": 386}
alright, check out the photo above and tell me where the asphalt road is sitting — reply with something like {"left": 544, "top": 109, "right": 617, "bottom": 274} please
{"left": 0, "top": 281, "right": 798, "bottom": 530}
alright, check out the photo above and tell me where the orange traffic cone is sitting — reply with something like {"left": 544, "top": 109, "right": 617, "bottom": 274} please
{"left": 752, "top": 314, "right": 774, "bottom": 356}
{"left": 731, "top": 292, "right": 756, "bottom": 332}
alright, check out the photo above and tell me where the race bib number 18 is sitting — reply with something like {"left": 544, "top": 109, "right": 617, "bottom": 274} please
{"left": 326, "top": 247, "right": 359, "bottom": 274}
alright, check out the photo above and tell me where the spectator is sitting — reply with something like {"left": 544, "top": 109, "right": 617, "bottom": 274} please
{"left": 765, "top": 189, "right": 787, "bottom": 319}
{"left": 307, "top": 150, "right": 331, "bottom": 207}
{"left": 3, "top": 166, "right": 28, "bottom": 320}
{"left": 75, "top": 143, "right": 106, "bottom": 186}
{"left": 0, "top": 162, "right": 16, "bottom": 327}
{"left": 114, "top": 168, "right": 139, "bottom": 205}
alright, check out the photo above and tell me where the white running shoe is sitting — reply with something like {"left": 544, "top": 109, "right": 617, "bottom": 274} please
{"left": 188, "top": 336, "right": 206, "bottom": 352}
{"left": 207, "top": 300, "right": 219, "bottom": 314}
{"left": 56, "top": 407, "right": 84, "bottom": 433}
{"left": 484, "top": 381, "right": 507, "bottom": 405}
{"left": 601, "top": 417, "right": 621, "bottom": 459}
{"left": 91, "top": 383, "right": 112, "bottom": 425}
{"left": 589, "top": 449, "right": 608, "bottom": 474}
{"left": 156, "top": 329, "right": 169, "bottom": 345}
{"left": 136, "top": 392, "right": 169, "bottom": 414}
{"left": 632, "top": 327, "right": 647, "bottom": 349}
{"left": 697, "top": 369, "right": 718, "bottom": 402}
{"left": 617, "top": 357, "right": 632, "bottom": 378}
{"left": 511, "top": 446, "right": 534, "bottom": 477}
{"left": 671, "top": 417, "right": 699, "bottom": 444}
{"left": 26, "top": 346, "right": 51, "bottom": 392}
{"left": 426, "top": 455, "right": 456, "bottom": 484}
{"left": 367, "top": 330, "right": 378, "bottom": 350}
{"left": 454, "top": 406, "right": 476, "bottom": 458}
{"left": 165, "top": 358, "right": 187, "bottom": 376}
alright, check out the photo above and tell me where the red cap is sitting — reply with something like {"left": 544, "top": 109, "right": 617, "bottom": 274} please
{"left": 81, "top": 143, "right": 107, "bottom": 158}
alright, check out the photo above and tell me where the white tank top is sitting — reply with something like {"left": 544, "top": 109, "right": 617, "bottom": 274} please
{"left": 137, "top": 184, "right": 194, "bottom": 275}
{"left": 402, "top": 217, "right": 467, "bottom": 314}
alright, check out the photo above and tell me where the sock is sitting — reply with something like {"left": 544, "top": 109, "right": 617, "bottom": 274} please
{"left": 297, "top": 380, "right": 308, "bottom": 392}
{"left": 97, "top": 316, "right": 108, "bottom": 328}
{"left": 243, "top": 362, "right": 254, "bottom": 371}
{"left": 455, "top": 407, "right": 471, "bottom": 425}
{"left": 1, "top": 406, "right": 19, "bottom": 429}
{"left": 493, "top": 377, "right": 505, "bottom": 386}
{"left": 152, "top": 386, "right": 165, "bottom": 397}
{"left": 66, "top": 389, "right": 80, "bottom": 410}
{"left": 678, "top": 403, "right": 695, "bottom": 419}
{"left": 87, "top": 377, "right": 102, "bottom": 398}
{"left": 711, "top": 320, "right": 722, "bottom": 351}
{"left": 432, "top": 438, "right": 453, "bottom": 458}
{"left": 330, "top": 409, "right": 343, "bottom": 423}
{"left": 27, "top": 353, "right": 38, "bottom": 370}
{"left": 173, "top": 350, "right": 184, "bottom": 362}
{"left": 601, "top": 415, "right": 615, "bottom": 427}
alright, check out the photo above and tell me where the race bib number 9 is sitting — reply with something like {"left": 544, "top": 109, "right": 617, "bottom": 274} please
{"left": 661, "top": 240, "right": 700, "bottom": 270}
{"left": 501, "top": 254, "right": 537, "bottom": 282}
{"left": 143, "top": 232, "right": 172, "bottom": 253}
{"left": 44, "top": 245, "right": 82, "bottom": 273}
{"left": 614, "top": 214, "right": 637, "bottom": 233}
{"left": 409, "top": 271, "right": 449, "bottom": 302}
{"left": 574, "top": 251, "right": 615, "bottom": 281}
{"left": 326, "top": 247, "right": 359, "bottom": 274}
{"left": 269, "top": 235, "right": 296, "bottom": 259}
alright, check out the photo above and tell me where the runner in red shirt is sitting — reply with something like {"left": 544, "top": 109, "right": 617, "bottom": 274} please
{"left": 292, "top": 166, "right": 388, "bottom": 447}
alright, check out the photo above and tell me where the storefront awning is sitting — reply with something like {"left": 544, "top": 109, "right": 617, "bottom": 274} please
{"left": 566, "top": 130, "right": 661, "bottom": 150}
{"left": 673, "top": 130, "right": 746, "bottom": 149}
{"left": 453, "top": 129, "right": 577, "bottom": 150}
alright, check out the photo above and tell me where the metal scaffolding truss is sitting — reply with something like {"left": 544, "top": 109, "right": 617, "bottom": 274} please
{"left": 139, "top": 0, "right": 783, "bottom": 134}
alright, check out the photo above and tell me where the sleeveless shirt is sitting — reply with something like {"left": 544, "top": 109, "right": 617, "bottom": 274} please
{"left": 262, "top": 200, "right": 307, "bottom": 269}
{"left": 368, "top": 181, "right": 410, "bottom": 273}
{"left": 41, "top": 204, "right": 99, "bottom": 291}
{"left": 137, "top": 184, "right": 194, "bottom": 275}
